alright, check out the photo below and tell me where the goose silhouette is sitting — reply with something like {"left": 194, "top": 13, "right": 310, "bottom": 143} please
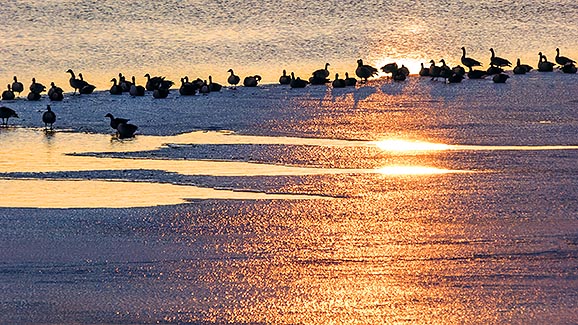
{"left": 2, "top": 85, "right": 15, "bottom": 100}
{"left": 344, "top": 72, "right": 357, "bottom": 86}
{"left": 66, "top": 69, "right": 88, "bottom": 94}
{"left": 461, "top": 47, "right": 482, "bottom": 69}
{"left": 0, "top": 106, "right": 18, "bottom": 126}
{"left": 332, "top": 73, "right": 346, "bottom": 88}
{"left": 279, "top": 70, "right": 291, "bottom": 85}
{"left": 208, "top": 76, "right": 222, "bottom": 92}
{"left": 129, "top": 76, "right": 146, "bottom": 96}
{"left": 419, "top": 63, "right": 430, "bottom": 76}
{"left": 555, "top": 48, "right": 576, "bottom": 66}
{"left": 312, "top": 63, "right": 330, "bottom": 79}
{"left": 489, "top": 48, "right": 511, "bottom": 67}
{"left": 11, "top": 76, "right": 24, "bottom": 95}
{"left": 42, "top": 105, "right": 56, "bottom": 129}
{"left": 105, "top": 113, "right": 130, "bottom": 130}
{"left": 117, "top": 122, "right": 138, "bottom": 139}
{"left": 48, "top": 82, "right": 64, "bottom": 101}
{"left": 243, "top": 75, "right": 261, "bottom": 87}
{"left": 355, "top": 59, "right": 378, "bottom": 83}
{"left": 227, "top": 69, "right": 241, "bottom": 88}
{"left": 289, "top": 72, "right": 308, "bottom": 88}
{"left": 109, "top": 78, "right": 123, "bottom": 95}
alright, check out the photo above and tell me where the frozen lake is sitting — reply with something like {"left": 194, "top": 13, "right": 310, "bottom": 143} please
{"left": 1, "top": 72, "right": 578, "bottom": 323}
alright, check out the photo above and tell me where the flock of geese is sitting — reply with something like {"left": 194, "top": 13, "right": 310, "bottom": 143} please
{"left": 1, "top": 48, "right": 576, "bottom": 137}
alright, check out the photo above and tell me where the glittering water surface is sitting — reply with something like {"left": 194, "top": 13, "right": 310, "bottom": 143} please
{"left": 1, "top": 0, "right": 577, "bottom": 88}
{"left": 1, "top": 2, "right": 578, "bottom": 323}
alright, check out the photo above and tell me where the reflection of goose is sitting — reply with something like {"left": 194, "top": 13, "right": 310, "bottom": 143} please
{"left": 460, "top": 47, "right": 482, "bottom": 69}
{"left": 117, "top": 122, "right": 138, "bottom": 139}
{"left": 42, "top": 105, "right": 56, "bottom": 129}
{"left": 105, "top": 113, "right": 129, "bottom": 130}
{"left": 279, "top": 70, "right": 291, "bottom": 85}
{"left": 489, "top": 48, "right": 511, "bottom": 67}
{"left": 227, "top": 69, "right": 241, "bottom": 88}
{"left": 11, "top": 76, "right": 24, "bottom": 95}
{"left": 289, "top": 72, "right": 308, "bottom": 88}
{"left": 2, "top": 85, "right": 15, "bottom": 100}
{"left": 355, "top": 59, "right": 378, "bottom": 83}
{"left": 0, "top": 106, "right": 18, "bottom": 126}
{"left": 555, "top": 48, "right": 576, "bottom": 66}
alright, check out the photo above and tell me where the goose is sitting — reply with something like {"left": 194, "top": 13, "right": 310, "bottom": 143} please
{"left": 152, "top": 87, "right": 169, "bottom": 99}
{"left": 467, "top": 69, "right": 487, "bottom": 79}
{"left": 439, "top": 59, "right": 453, "bottom": 81}
{"left": 144, "top": 73, "right": 164, "bottom": 91}
{"left": 452, "top": 65, "right": 466, "bottom": 77}
{"left": 486, "top": 66, "right": 504, "bottom": 75}
{"left": 2, "top": 85, "right": 15, "bottom": 100}
{"left": 355, "top": 59, "right": 378, "bottom": 82}
{"left": 392, "top": 70, "right": 406, "bottom": 81}
{"left": 105, "top": 113, "right": 130, "bottom": 130}
{"left": 42, "top": 105, "right": 56, "bottom": 129}
{"left": 227, "top": 69, "right": 241, "bottom": 88}
{"left": 118, "top": 73, "right": 133, "bottom": 92}
{"left": 279, "top": 70, "right": 291, "bottom": 85}
{"left": 428, "top": 60, "right": 442, "bottom": 80}
{"left": 332, "top": 73, "right": 346, "bottom": 88}
{"left": 48, "top": 82, "right": 64, "bottom": 101}
{"left": 179, "top": 78, "right": 196, "bottom": 96}
{"left": 344, "top": 72, "right": 357, "bottom": 86}
{"left": 208, "top": 76, "right": 222, "bottom": 92}
{"left": 243, "top": 75, "right": 261, "bottom": 87}
{"left": 312, "top": 63, "right": 330, "bottom": 79}
{"left": 460, "top": 47, "right": 482, "bottom": 69}
{"left": 561, "top": 63, "right": 577, "bottom": 74}
{"left": 381, "top": 62, "right": 398, "bottom": 76}
{"left": 489, "top": 48, "right": 511, "bottom": 67}
{"left": 0, "top": 106, "right": 18, "bottom": 126}
{"left": 129, "top": 76, "right": 145, "bottom": 96}
{"left": 309, "top": 75, "right": 329, "bottom": 85}
{"left": 492, "top": 73, "right": 509, "bottom": 83}
{"left": 29, "top": 78, "right": 46, "bottom": 94}
{"left": 109, "top": 78, "right": 123, "bottom": 95}
{"left": 66, "top": 69, "right": 88, "bottom": 94}
{"left": 289, "top": 72, "right": 308, "bottom": 88}
{"left": 419, "top": 63, "right": 430, "bottom": 76}
{"left": 538, "top": 52, "right": 555, "bottom": 72}
{"left": 555, "top": 48, "right": 576, "bottom": 66}
{"left": 117, "top": 122, "right": 138, "bottom": 139}
{"left": 513, "top": 59, "right": 530, "bottom": 74}
{"left": 199, "top": 80, "right": 210, "bottom": 94}
{"left": 447, "top": 73, "right": 464, "bottom": 83}
{"left": 11, "top": 76, "right": 24, "bottom": 95}
{"left": 77, "top": 73, "right": 96, "bottom": 94}
{"left": 27, "top": 92, "right": 42, "bottom": 101}
{"left": 399, "top": 65, "right": 410, "bottom": 77}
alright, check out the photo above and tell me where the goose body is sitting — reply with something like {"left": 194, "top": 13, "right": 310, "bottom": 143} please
{"left": 27, "top": 92, "right": 42, "bottom": 101}
{"left": 447, "top": 73, "right": 464, "bottom": 83}
{"left": 487, "top": 66, "right": 504, "bottom": 75}
{"left": 109, "top": 78, "right": 123, "bottom": 95}
{"left": 0, "top": 106, "right": 18, "bottom": 126}
{"left": 199, "top": 80, "right": 210, "bottom": 94}
{"left": 144, "top": 74, "right": 171, "bottom": 91}
{"left": 513, "top": 58, "right": 533, "bottom": 74}
{"left": 279, "top": 70, "right": 291, "bottom": 85}
{"left": 118, "top": 73, "right": 133, "bottom": 92}
{"left": 117, "top": 122, "right": 138, "bottom": 139}
{"left": 66, "top": 69, "right": 88, "bottom": 94}
{"left": 105, "top": 113, "right": 130, "bottom": 130}
{"left": 492, "top": 73, "right": 509, "bottom": 83}
{"left": 429, "top": 60, "right": 442, "bottom": 80}
{"left": 419, "top": 63, "right": 430, "bottom": 76}
{"left": 460, "top": 47, "right": 482, "bottom": 69}
{"left": 153, "top": 88, "right": 169, "bottom": 99}
{"left": 398, "top": 65, "right": 410, "bottom": 77}
{"left": 29, "top": 78, "right": 46, "bottom": 94}
{"left": 381, "top": 62, "right": 398, "bottom": 75}
{"left": 179, "top": 78, "right": 196, "bottom": 96}
{"left": 11, "top": 76, "right": 24, "bottom": 95}
{"left": 555, "top": 48, "right": 576, "bottom": 66}
{"left": 227, "top": 69, "right": 241, "bottom": 87}
{"left": 129, "top": 76, "right": 146, "bottom": 96}
{"left": 439, "top": 59, "right": 453, "bottom": 80}
{"left": 332, "top": 73, "right": 346, "bottom": 88}
{"left": 2, "top": 85, "right": 15, "bottom": 100}
{"left": 208, "top": 76, "right": 222, "bottom": 92}
{"left": 561, "top": 63, "right": 577, "bottom": 74}
{"left": 243, "top": 75, "right": 261, "bottom": 87}
{"left": 393, "top": 70, "right": 406, "bottom": 81}
{"left": 42, "top": 105, "right": 56, "bottom": 129}
{"left": 355, "top": 59, "right": 378, "bottom": 82}
{"left": 312, "top": 63, "right": 330, "bottom": 79}
{"left": 289, "top": 72, "right": 308, "bottom": 88}
{"left": 78, "top": 73, "right": 96, "bottom": 94}
{"left": 489, "top": 48, "right": 512, "bottom": 67}
{"left": 452, "top": 65, "right": 466, "bottom": 77}
{"left": 538, "top": 52, "right": 555, "bottom": 72}
{"left": 467, "top": 69, "right": 487, "bottom": 79}
{"left": 48, "top": 82, "right": 64, "bottom": 101}
{"left": 344, "top": 72, "right": 357, "bottom": 86}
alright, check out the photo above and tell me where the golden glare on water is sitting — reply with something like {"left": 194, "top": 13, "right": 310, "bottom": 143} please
{"left": 376, "top": 165, "right": 467, "bottom": 175}
{"left": 372, "top": 139, "right": 451, "bottom": 152}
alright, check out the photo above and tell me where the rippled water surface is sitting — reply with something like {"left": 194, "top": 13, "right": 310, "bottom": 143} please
{"left": 1, "top": 0, "right": 577, "bottom": 88}
{"left": 1, "top": 2, "right": 578, "bottom": 323}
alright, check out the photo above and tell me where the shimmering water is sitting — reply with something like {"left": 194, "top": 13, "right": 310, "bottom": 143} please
{"left": 1, "top": 0, "right": 577, "bottom": 89}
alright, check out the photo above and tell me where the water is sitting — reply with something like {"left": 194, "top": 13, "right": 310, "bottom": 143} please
{"left": 1, "top": 0, "right": 577, "bottom": 89}
{"left": 1, "top": 1, "right": 578, "bottom": 323}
